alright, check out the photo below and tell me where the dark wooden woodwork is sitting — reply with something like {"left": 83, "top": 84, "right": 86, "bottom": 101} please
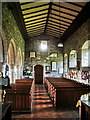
{"left": 1, "top": 101, "right": 12, "bottom": 120}
{"left": 81, "top": 100, "right": 90, "bottom": 120}
{"left": 49, "top": 19, "right": 69, "bottom": 28}
{"left": 21, "top": 3, "right": 49, "bottom": 11}
{"left": 52, "top": 7, "right": 76, "bottom": 18}
{"left": 25, "top": 16, "right": 46, "bottom": 24}
{"left": 34, "top": 65, "right": 43, "bottom": 84}
{"left": 26, "top": 20, "right": 46, "bottom": 27}
{"left": 25, "top": 13, "right": 47, "bottom": 20}
{"left": 67, "top": 2, "right": 83, "bottom": 8}
{"left": 60, "top": 2, "right": 90, "bottom": 42}
{"left": 7, "top": 2, "right": 28, "bottom": 40}
{"left": 53, "top": 3, "right": 80, "bottom": 13}
{"left": 44, "top": 2, "right": 52, "bottom": 33}
{"left": 51, "top": 12, "right": 74, "bottom": 21}
{"left": 23, "top": 8, "right": 48, "bottom": 16}
{"left": 50, "top": 17, "right": 73, "bottom": 26}
{"left": 44, "top": 77, "right": 90, "bottom": 108}
{"left": 5, "top": 79, "right": 34, "bottom": 113}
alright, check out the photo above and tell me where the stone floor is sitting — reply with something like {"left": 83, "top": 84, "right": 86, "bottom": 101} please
{"left": 12, "top": 84, "right": 79, "bottom": 120}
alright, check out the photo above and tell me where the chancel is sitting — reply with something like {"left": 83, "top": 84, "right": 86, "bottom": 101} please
{"left": 0, "top": 1, "right": 90, "bottom": 120}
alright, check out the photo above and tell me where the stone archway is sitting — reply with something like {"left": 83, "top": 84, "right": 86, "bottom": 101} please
{"left": 16, "top": 48, "right": 23, "bottom": 79}
{"left": 8, "top": 41, "right": 16, "bottom": 83}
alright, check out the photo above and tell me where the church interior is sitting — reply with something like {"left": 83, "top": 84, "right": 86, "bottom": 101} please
{"left": 0, "top": 1, "right": 90, "bottom": 120}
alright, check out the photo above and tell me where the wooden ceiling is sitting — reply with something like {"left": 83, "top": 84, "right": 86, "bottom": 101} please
{"left": 7, "top": 1, "right": 90, "bottom": 41}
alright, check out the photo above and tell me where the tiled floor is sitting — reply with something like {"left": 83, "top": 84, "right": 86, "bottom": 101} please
{"left": 12, "top": 84, "right": 79, "bottom": 120}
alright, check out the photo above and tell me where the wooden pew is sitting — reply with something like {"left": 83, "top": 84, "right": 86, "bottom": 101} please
{"left": 5, "top": 79, "right": 34, "bottom": 113}
{"left": 44, "top": 77, "right": 90, "bottom": 108}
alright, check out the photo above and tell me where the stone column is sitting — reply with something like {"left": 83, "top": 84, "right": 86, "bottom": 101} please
{"left": 77, "top": 49, "right": 81, "bottom": 71}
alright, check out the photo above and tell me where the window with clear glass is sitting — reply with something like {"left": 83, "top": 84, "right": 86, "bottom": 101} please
{"left": 51, "top": 61, "right": 57, "bottom": 71}
{"left": 40, "top": 41, "right": 47, "bottom": 50}
{"left": 64, "top": 54, "right": 68, "bottom": 73}
{"left": 69, "top": 50, "right": 77, "bottom": 68}
{"left": 82, "top": 40, "right": 90, "bottom": 67}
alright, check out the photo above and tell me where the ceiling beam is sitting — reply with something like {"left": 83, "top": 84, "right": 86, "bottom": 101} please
{"left": 24, "top": 13, "right": 47, "bottom": 20}
{"left": 21, "top": 3, "right": 49, "bottom": 11}
{"left": 47, "top": 26, "right": 65, "bottom": 33}
{"left": 44, "top": 2, "right": 53, "bottom": 34}
{"left": 7, "top": 2, "right": 28, "bottom": 40}
{"left": 20, "top": 2, "right": 34, "bottom": 6}
{"left": 27, "top": 26, "right": 45, "bottom": 32}
{"left": 48, "top": 23, "right": 67, "bottom": 30}
{"left": 48, "top": 23, "right": 66, "bottom": 32}
{"left": 26, "top": 23, "right": 45, "bottom": 28}
{"left": 60, "top": 2, "right": 90, "bottom": 42}
{"left": 51, "top": 12, "right": 73, "bottom": 22}
{"left": 46, "top": 32, "right": 60, "bottom": 38}
{"left": 22, "top": 8, "right": 48, "bottom": 16}
{"left": 53, "top": 3, "right": 80, "bottom": 13}
{"left": 50, "top": 14, "right": 72, "bottom": 24}
{"left": 67, "top": 2, "right": 83, "bottom": 8}
{"left": 28, "top": 29, "right": 44, "bottom": 34}
{"left": 26, "top": 24, "right": 45, "bottom": 30}
{"left": 52, "top": 8, "right": 76, "bottom": 17}
{"left": 25, "top": 16, "right": 46, "bottom": 23}
{"left": 49, "top": 18, "right": 70, "bottom": 27}
{"left": 47, "top": 29, "right": 63, "bottom": 35}
{"left": 25, "top": 20, "right": 46, "bottom": 27}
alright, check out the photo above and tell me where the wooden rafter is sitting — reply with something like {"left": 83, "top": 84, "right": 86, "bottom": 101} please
{"left": 21, "top": 3, "right": 49, "bottom": 11}
{"left": 44, "top": 2, "right": 53, "bottom": 33}
{"left": 53, "top": 3, "right": 80, "bottom": 13}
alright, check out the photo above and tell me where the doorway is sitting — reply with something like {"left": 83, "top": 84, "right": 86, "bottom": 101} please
{"left": 34, "top": 65, "right": 43, "bottom": 84}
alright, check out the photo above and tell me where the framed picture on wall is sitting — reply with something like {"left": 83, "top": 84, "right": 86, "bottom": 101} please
{"left": 45, "top": 66, "right": 50, "bottom": 71}
{"left": 30, "top": 51, "right": 36, "bottom": 58}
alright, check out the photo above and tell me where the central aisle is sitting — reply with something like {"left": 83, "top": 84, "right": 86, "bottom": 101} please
{"left": 12, "top": 84, "right": 79, "bottom": 119}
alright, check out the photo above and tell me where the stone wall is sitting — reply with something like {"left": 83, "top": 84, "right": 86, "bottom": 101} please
{"left": 64, "top": 18, "right": 90, "bottom": 72}
{"left": 1, "top": 3, "right": 25, "bottom": 82}
{"left": 25, "top": 33, "right": 63, "bottom": 77}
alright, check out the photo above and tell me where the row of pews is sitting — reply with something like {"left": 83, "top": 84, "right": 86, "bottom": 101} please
{"left": 44, "top": 77, "right": 90, "bottom": 108}
{"left": 5, "top": 78, "right": 35, "bottom": 113}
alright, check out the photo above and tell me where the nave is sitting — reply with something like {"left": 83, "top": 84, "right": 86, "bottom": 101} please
{"left": 12, "top": 84, "right": 79, "bottom": 120}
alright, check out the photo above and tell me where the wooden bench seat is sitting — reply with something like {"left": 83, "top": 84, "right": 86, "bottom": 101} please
{"left": 44, "top": 77, "right": 90, "bottom": 108}
{"left": 5, "top": 79, "right": 34, "bottom": 113}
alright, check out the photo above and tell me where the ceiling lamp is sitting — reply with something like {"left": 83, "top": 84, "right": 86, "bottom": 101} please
{"left": 58, "top": 43, "right": 63, "bottom": 47}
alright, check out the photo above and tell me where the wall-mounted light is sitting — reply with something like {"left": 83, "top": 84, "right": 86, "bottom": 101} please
{"left": 58, "top": 43, "right": 63, "bottom": 47}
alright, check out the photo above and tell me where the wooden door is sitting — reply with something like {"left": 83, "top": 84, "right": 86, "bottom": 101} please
{"left": 34, "top": 65, "right": 43, "bottom": 84}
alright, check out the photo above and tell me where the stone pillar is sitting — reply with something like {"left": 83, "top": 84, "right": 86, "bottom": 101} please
{"left": 0, "top": 62, "right": 3, "bottom": 72}
{"left": 77, "top": 49, "right": 81, "bottom": 71}
{"left": 9, "top": 64, "right": 14, "bottom": 83}
{"left": 20, "top": 66, "right": 23, "bottom": 78}
{"left": 17, "top": 65, "right": 20, "bottom": 79}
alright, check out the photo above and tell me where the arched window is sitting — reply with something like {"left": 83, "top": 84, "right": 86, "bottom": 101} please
{"left": 82, "top": 40, "right": 90, "bottom": 67}
{"left": 8, "top": 41, "right": 16, "bottom": 83}
{"left": 64, "top": 54, "right": 68, "bottom": 73}
{"left": 69, "top": 50, "right": 77, "bottom": 68}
